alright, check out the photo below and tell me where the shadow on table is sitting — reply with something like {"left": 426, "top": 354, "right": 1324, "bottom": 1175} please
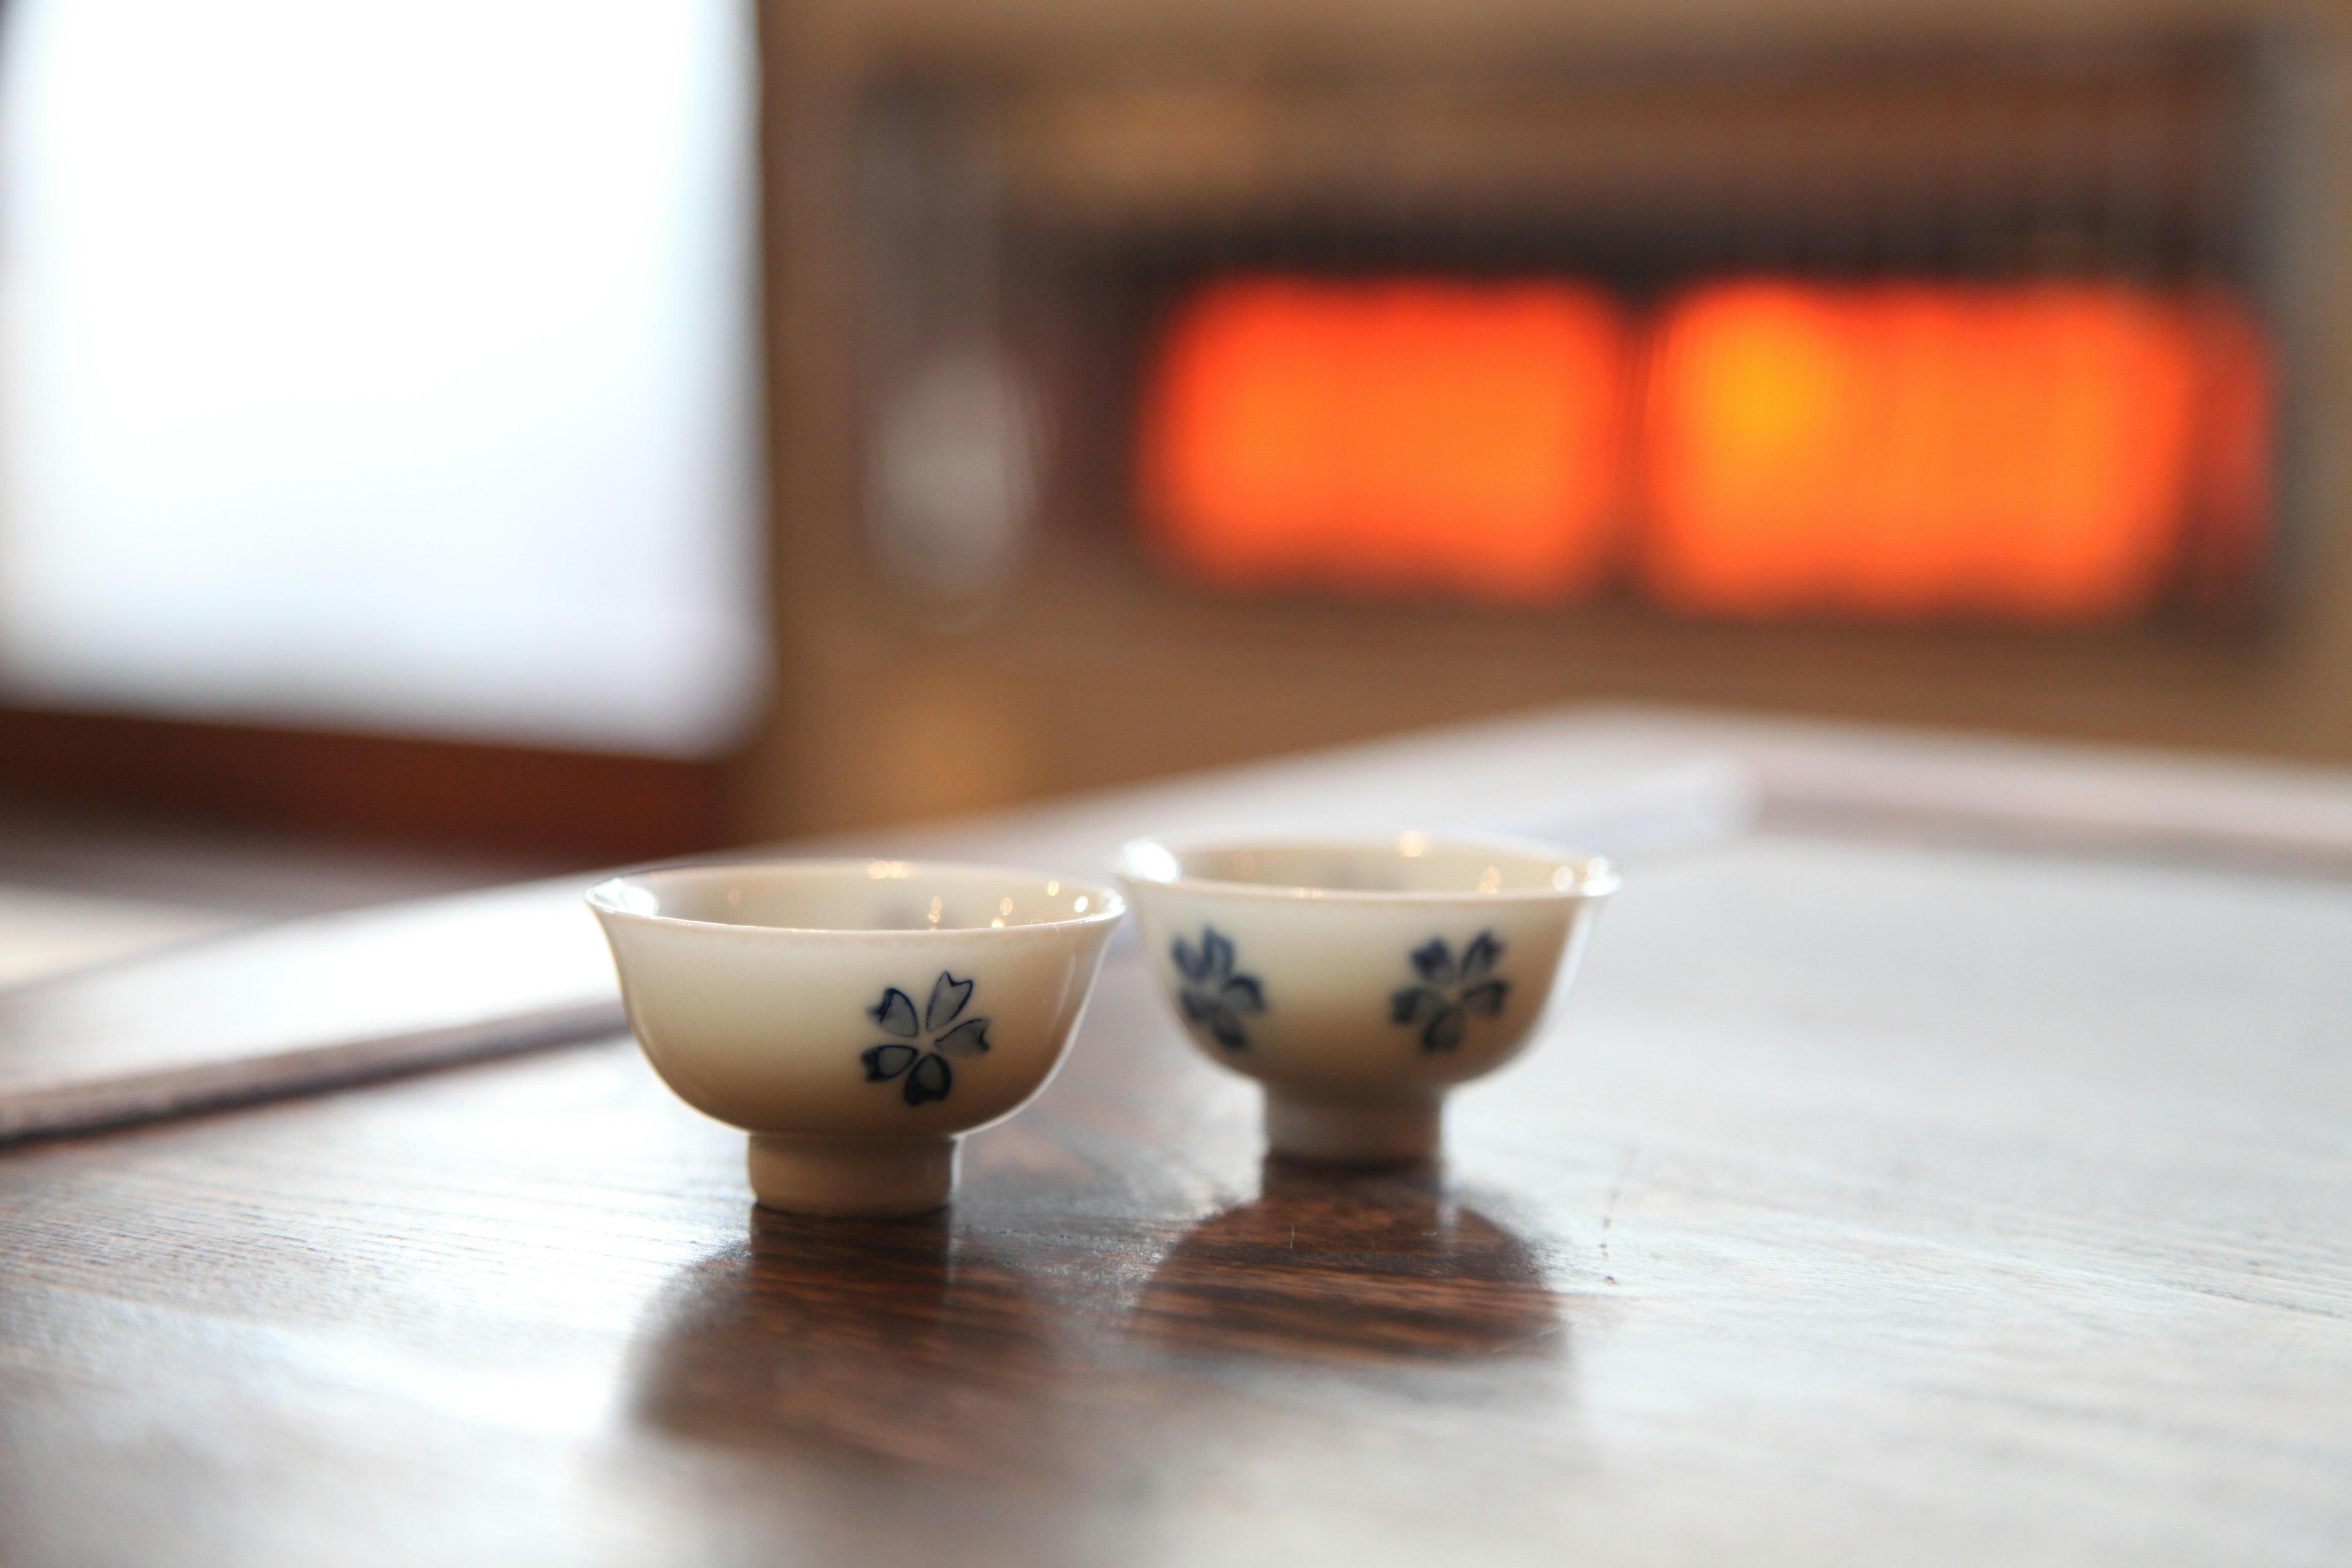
{"left": 626, "top": 1207, "right": 1137, "bottom": 1566}
{"left": 623, "top": 1166, "right": 1568, "bottom": 1559}
{"left": 1126, "top": 1158, "right": 1569, "bottom": 1365}
{"left": 628, "top": 1207, "right": 1086, "bottom": 1468}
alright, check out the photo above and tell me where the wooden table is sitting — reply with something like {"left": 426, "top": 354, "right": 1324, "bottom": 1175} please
{"left": 2, "top": 710, "right": 2348, "bottom": 1566}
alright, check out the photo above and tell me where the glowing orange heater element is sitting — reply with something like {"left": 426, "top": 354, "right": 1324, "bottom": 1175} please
{"left": 1640, "top": 281, "right": 2266, "bottom": 622}
{"left": 1138, "top": 273, "right": 2270, "bottom": 622}
{"left": 1137, "top": 277, "right": 1630, "bottom": 603}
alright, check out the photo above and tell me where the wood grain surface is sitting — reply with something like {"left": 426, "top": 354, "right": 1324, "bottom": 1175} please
{"left": 3, "top": 804, "right": 2348, "bottom": 1566}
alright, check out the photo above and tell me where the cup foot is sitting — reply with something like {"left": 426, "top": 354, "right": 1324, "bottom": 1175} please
{"left": 745, "top": 1133, "right": 960, "bottom": 1216}
{"left": 1263, "top": 1093, "right": 1443, "bottom": 1164}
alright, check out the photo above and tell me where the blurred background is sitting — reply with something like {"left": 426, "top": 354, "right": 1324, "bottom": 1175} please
{"left": 1, "top": 0, "right": 2348, "bottom": 880}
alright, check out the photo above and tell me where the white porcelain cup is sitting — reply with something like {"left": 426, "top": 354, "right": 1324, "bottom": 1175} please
{"left": 588, "top": 859, "right": 1124, "bottom": 1216}
{"left": 1114, "top": 834, "right": 1618, "bottom": 1163}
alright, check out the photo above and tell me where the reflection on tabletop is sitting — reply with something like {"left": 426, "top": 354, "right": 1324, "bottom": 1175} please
{"left": 1131, "top": 1161, "right": 1564, "bottom": 1362}
{"left": 628, "top": 1161, "right": 1570, "bottom": 1478}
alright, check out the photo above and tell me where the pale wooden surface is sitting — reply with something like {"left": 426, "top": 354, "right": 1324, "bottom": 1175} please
{"left": 0, "top": 714, "right": 1749, "bottom": 1141}
{"left": 26, "top": 703, "right": 2352, "bottom": 1146}
{"left": 2, "top": 714, "right": 2349, "bottom": 1565}
{"left": 0, "top": 885, "right": 246, "bottom": 987}
{"left": 0, "top": 881, "right": 624, "bottom": 1139}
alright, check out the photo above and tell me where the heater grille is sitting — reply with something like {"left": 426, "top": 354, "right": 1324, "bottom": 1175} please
{"left": 864, "top": 36, "right": 2283, "bottom": 627}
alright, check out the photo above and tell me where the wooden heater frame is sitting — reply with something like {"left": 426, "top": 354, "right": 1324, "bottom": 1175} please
{"left": 740, "top": 0, "right": 2352, "bottom": 840}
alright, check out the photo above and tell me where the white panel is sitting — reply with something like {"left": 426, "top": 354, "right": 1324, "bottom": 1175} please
{"left": 0, "top": 0, "right": 766, "bottom": 755}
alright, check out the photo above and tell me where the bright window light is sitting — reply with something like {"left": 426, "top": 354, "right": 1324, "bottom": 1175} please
{"left": 0, "top": 0, "right": 766, "bottom": 755}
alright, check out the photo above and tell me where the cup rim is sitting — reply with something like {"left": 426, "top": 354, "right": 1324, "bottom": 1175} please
{"left": 1110, "top": 832, "right": 1621, "bottom": 903}
{"left": 585, "top": 857, "right": 1128, "bottom": 936}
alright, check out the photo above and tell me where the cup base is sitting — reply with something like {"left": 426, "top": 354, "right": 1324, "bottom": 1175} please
{"left": 746, "top": 1133, "right": 960, "bottom": 1216}
{"left": 1264, "top": 1093, "right": 1443, "bottom": 1164}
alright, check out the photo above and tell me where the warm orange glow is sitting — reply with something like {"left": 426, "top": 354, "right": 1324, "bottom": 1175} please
{"left": 1137, "top": 273, "right": 2270, "bottom": 624}
{"left": 1137, "top": 276, "right": 1629, "bottom": 603}
{"left": 1640, "top": 281, "right": 2233, "bottom": 622}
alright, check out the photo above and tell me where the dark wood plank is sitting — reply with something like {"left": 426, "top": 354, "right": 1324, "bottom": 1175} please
{"left": 0, "top": 706, "right": 731, "bottom": 864}
{"left": 2, "top": 827, "right": 2347, "bottom": 1566}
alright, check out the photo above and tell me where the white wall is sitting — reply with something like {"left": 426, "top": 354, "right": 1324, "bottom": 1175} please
{"left": 0, "top": 0, "right": 767, "bottom": 756}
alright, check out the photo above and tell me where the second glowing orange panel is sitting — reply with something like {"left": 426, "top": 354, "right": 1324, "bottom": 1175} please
{"left": 1642, "top": 281, "right": 2222, "bottom": 622}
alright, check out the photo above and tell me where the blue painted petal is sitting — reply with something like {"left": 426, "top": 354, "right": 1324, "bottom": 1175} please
{"left": 870, "top": 988, "right": 919, "bottom": 1038}
{"left": 1461, "top": 979, "right": 1509, "bottom": 1017}
{"left": 933, "top": 1017, "right": 991, "bottom": 1058}
{"left": 861, "top": 1042, "right": 919, "bottom": 1080}
{"left": 1391, "top": 985, "right": 1444, "bottom": 1024}
{"left": 1423, "top": 1005, "right": 1467, "bottom": 1052}
{"left": 925, "top": 971, "right": 974, "bottom": 1032}
{"left": 1201, "top": 928, "right": 1236, "bottom": 984}
{"left": 1411, "top": 938, "right": 1455, "bottom": 987}
{"left": 1219, "top": 974, "right": 1265, "bottom": 1014}
{"left": 1172, "top": 936, "right": 1207, "bottom": 984}
{"left": 903, "top": 1052, "right": 952, "bottom": 1105}
{"left": 1208, "top": 1008, "right": 1249, "bottom": 1050}
{"left": 1460, "top": 931, "right": 1504, "bottom": 985}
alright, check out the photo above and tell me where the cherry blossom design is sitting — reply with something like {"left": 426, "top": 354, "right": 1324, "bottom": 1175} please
{"left": 1172, "top": 925, "right": 1266, "bottom": 1050}
{"left": 861, "top": 971, "right": 991, "bottom": 1106}
{"left": 1389, "top": 932, "right": 1509, "bottom": 1053}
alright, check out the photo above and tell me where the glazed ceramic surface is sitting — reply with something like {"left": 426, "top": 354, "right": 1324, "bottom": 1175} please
{"left": 588, "top": 859, "right": 1122, "bottom": 1216}
{"left": 1114, "top": 834, "right": 1618, "bottom": 1161}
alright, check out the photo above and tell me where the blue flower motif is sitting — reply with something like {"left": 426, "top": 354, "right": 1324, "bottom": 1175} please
{"left": 1390, "top": 932, "right": 1509, "bottom": 1053}
{"left": 1172, "top": 925, "right": 1265, "bottom": 1050}
{"left": 861, "top": 971, "right": 991, "bottom": 1106}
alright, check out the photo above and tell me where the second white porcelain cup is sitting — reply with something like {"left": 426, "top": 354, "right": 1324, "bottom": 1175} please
{"left": 1115, "top": 833, "right": 1617, "bottom": 1163}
